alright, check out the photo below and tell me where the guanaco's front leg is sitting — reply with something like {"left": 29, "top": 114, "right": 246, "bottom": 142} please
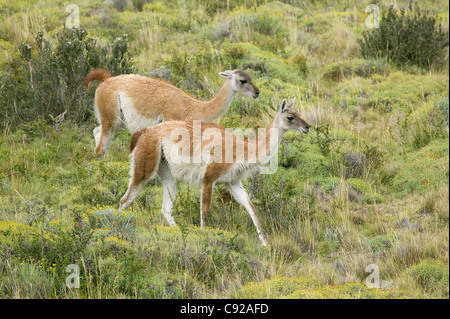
{"left": 227, "top": 181, "right": 268, "bottom": 246}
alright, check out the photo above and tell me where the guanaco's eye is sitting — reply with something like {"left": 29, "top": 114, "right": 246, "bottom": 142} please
{"left": 240, "top": 79, "right": 247, "bottom": 84}
{"left": 287, "top": 116, "right": 294, "bottom": 120}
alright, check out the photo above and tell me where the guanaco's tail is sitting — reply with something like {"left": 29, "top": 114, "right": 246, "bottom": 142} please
{"left": 130, "top": 129, "right": 147, "bottom": 153}
{"left": 84, "top": 69, "right": 112, "bottom": 92}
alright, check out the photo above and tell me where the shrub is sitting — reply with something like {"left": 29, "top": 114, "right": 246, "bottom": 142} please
{"left": 362, "top": 193, "right": 384, "bottom": 204}
{"left": 110, "top": 0, "right": 131, "bottom": 12}
{"left": 75, "top": 161, "right": 130, "bottom": 207}
{"left": 367, "top": 235, "right": 396, "bottom": 252}
{"left": 343, "top": 152, "right": 365, "bottom": 178}
{"left": 233, "top": 276, "right": 412, "bottom": 299}
{"left": 256, "top": 34, "right": 287, "bottom": 54}
{"left": 391, "top": 139, "right": 449, "bottom": 195}
{"left": 333, "top": 71, "right": 446, "bottom": 113}
{"left": 292, "top": 53, "right": 308, "bottom": 76}
{"left": 83, "top": 205, "right": 136, "bottom": 241}
{"left": 359, "top": 5, "right": 448, "bottom": 70}
{"left": 408, "top": 259, "right": 449, "bottom": 297}
{"left": 160, "top": 47, "right": 214, "bottom": 95}
{"left": 0, "top": 28, "right": 134, "bottom": 129}
{"left": 231, "top": 6, "right": 289, "bottom": 40}
{"left": 408, "top": 96, "right": 449, "bottom": 149}
{"left": 251, "top": 10, "right": 287, "bottom": 37}
{"left": 140, "top": 225, "right": 258, "bottom": 289}
{"left": 323, "top": 58, "right": 390, "bottom": 81}
{"left": 0, "top": 262, "right": 55, "bottom": 298}
{"left": 132, "top": 0, "right": 152, "bottom": 11}
{"left": 245, "top": 169, "right": 302, "bottom": 234}
{"left": 233, "top": 276, "right": 323, "bottom": 298}
{"left": 224, "top": 45, "right": 247, "bottom": 69}
{"left": 202, "top": 0, "right": 262, "bottom": 17}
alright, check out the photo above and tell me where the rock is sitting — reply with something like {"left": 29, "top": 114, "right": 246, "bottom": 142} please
{"left": 397, "top": 217, "right": 422, "bottom": 231}
{"left": 343, "top": 152, "right": 366, "bottom": 178}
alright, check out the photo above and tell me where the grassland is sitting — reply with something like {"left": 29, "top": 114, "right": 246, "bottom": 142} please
{"left": 0, "top": 0, "right": 448, "bottom": 299}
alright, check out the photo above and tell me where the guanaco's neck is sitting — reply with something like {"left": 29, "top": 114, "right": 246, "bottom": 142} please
{"left": 188, "top": 80, "right": 236, "bottom": 121}
{"left": 253, "top": 116, "right": 286, "bottom": 165}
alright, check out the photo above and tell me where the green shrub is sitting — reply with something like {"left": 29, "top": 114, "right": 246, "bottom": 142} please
{"left": 234, "top": 276, "right": 412, "bottom": 299}
{"left": 224, "top": 44, "right": 247, "bottom": 69}
{"left": 87, "top": 236, "right": 134, "bottom": 257}
{"left": 83, "top": 206, "right": 137, "bottom": 241}
{"left": 160, "top": 47, "right": 213, "bottom": 95}
{"left": 0, "top": 0, "right": 39, "bottom": 14}
{"left": 72, "top": 160, "right": 130, "bottom": 207}
{"left": 202, "top": 0, "right": 262, "bottom": 17}
{"left": 0, "top": 28, "right": 134, "bottom": 129}
{"left": 313, "top": 177, "right": 383, "bottom": 204}
{"left": 408, "top": 96, "right": 449, "bottom": 149}
{"left": 110, "top": 0, "right": 131, "bottom": 12}
{"left": 233, "top": 276, "right": 323, "bottom": 298}
{"left": 360, "top": 5, "right": 448, "bottom": 70}
{"left": 256, "top": 34, "right": 287, "bottom": 54}
{"left": 333, "top": 71, "right": 446, "bottom": 113}
{"left": 132, "top": 0, "right": 153, "bottom": 11}
{"left": 233, "top": 7, "right": 288, "bottom": 38}
{"left": 278, "top": 133, "right": 332, "bottom": 173}
{"left": 292, "top": 53, "right": 308, "bottom": 76}
{"left": 408, "top": 259, "right": 449, "bottom": 297}
{"left": 131, "top": 272, "right": 197, "bottom": 298}
{"left": 362, "top": 193, "right": 384, "bottom": 204}
{"left": 391, "top": 139, "right": 449, "bottom": 195}
{"left": 324, "top": 58, "right": 390, "bottom": 81}
{"left": 140, "top": 225, "right": 258, "bottom": 289}
{"left": 367, "top": 235, "right": 396, "bottom": 252}
{"left": 0, "top": 262, "right": 55, "bottom": 298}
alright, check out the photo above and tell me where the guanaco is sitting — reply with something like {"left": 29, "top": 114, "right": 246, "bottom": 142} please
{"left": 119, "top": 99, "right": 310, "bottom": 246}
{"left": 84, "top": 69, "right": 259, "bottom": 155}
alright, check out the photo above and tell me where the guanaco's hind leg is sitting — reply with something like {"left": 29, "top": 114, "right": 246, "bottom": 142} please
{"left": 158, "top": 161, "right": 177, "bottom": 226}
{"left": 200, "top": 182, "right": 214, "bottom": 229}
{"left": 93, "top": 91, "right": 119, "bottom": 156}
{"left": 226, "top": 181, "right": 268, "bottom": 246}
{"left": 120, "top": 136, "right": 161, "bottom": 209}
{"left": 95, "top": 123, "right": 118, "bottom": 156}
{"left": 93, "top": 126, "right": 101, "bottom": 147}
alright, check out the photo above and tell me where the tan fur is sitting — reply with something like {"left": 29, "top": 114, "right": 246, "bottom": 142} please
{"left": 85, "top": 69, "right": 259, "bottom": 155}
{"left": 130, "top": 128, "right": 146, "bottom": 153}
{"left": 95, "top": 75, "right": 235, "bottom": 121}
{"left": 94, "top": 85, "right": 121, "bottom": 154}
{"left": 119, "top": 128, "right": 161, "bottom": 206}
{"left": 84, "top": 69, "right": 112, "bottom": 92}
{"left": 120, "top": 99, "right": 310, "bottom": 246}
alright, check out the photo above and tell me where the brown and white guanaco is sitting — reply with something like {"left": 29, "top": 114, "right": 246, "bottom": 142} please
{"left": 84, "top": 69, "right": 259, "bottom": 155}
{"left": 119, "top": 99, "right": 310, "bottom": 246}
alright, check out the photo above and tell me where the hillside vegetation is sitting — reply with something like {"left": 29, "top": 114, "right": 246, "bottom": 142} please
{"left": 0, "top": 0, "right": 448, "bottom": 299}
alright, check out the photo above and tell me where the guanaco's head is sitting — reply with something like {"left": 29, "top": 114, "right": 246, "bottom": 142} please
{"left": 219, "top": 69, "right": 259, "bottom": 98}
{"left": 276, "top": 98, "right": 310, "bottom": 134}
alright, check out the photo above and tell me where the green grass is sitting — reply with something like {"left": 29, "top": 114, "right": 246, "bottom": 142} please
{"left": 0, "top": 0, "right": 448, "bottom": 299}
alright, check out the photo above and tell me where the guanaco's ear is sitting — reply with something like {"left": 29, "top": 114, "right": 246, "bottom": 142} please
{"left": 279, "top": 99, "right": 288, "bottom": 113}
{"left": 219, "top": 70, "right": 234, "bottom": 79}
{"left": 286, "top": 97, "right": 296, "bottom": 109}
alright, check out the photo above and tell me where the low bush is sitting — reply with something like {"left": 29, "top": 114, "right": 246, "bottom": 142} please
{"left": 233, "top": 275, "right": 412, "bottom": 299}
{"left": 333, "top": 71, "right": 446, "bottom": 113}
{"left": 407, "top": 259, "right": 449, "bottom": 297}
{"left": 391, "top": 139, "right": 449, "bottom": 195}
{"left": 0, "top": 28, "right": 134, "bottom": 129}
{"left": 360, "top": 5, "right": 448, "bottom": 70}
